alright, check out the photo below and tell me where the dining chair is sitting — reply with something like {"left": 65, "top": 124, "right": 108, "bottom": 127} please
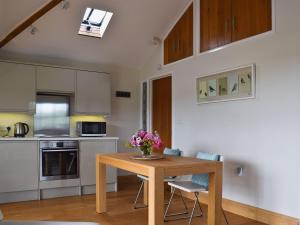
{"left": 164, "top": 152, "right": 229, "bottom": 225}
{"left": 133, "top": 148, "right": 188, "bottom": 214}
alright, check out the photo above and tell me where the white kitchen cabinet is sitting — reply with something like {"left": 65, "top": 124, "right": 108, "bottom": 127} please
{"left": 76, "top": 71, "right": 111, "bottom": 115}
{"left": 0, "top": 141, "right": 39, "bottom": 193}
{"left": 36, "top": 66, "right": 76, "bottom": 93}
{"left": 80, "top": 140, "right": 117, "bottom": 186}
{"left": 0, "top": 62, "right": 36, "bottom": 113}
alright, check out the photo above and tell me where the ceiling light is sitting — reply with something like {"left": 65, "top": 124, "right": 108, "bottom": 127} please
{"left": 78, "top": 7, "right": 113, "bottom": 38}
{"left": 61, "top": 0, "right": 70, "bottom": 10}
{"left": 152, "top": 37, "right": 161, "bottom": 46}
{"left": 30, "top": 26, "right": 38, "bottom": 35}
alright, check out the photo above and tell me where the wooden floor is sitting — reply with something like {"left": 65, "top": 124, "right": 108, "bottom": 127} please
{"left": 0, "top": 181, "right": 266, "bottom": 225}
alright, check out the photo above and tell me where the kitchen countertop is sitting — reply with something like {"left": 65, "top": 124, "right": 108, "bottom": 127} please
{"left": 0, "top": 137, "right": 119, "bottom": 141}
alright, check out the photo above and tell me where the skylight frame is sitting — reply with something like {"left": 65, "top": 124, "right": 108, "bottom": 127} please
{"left": 78, "top": 7, "right": 113, "bottom": 38}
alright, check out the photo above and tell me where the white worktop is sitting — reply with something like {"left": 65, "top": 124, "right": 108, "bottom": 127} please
{"left": 0, "top": 137, "right": 119, "bottom": 141}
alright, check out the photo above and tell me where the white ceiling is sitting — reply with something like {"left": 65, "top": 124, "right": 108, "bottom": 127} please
{"left": 0, "top": 0, "right": 190, "bottom": 69}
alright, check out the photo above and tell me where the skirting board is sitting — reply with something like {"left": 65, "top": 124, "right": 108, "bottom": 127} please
{"left": 181, "top": 191, "right": 299, "bottom": 225}
{"left": 118, "top": 175, "right": 299, "bottom": 225}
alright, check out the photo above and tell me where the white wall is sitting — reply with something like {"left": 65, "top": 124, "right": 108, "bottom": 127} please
{"left": 140, "top": 0, "right": 300, "bottom": 219}
{"left": 106, "top": 66, "right": 141, "bottom": 175}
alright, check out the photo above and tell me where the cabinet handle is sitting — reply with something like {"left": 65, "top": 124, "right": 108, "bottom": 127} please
{"left": 225, "top": 19, "right": 230, "bottom": 33}
{"left": 173, "top": 41, "right": 177, "bottom": 52}
{"left": 232, "top": 16, "right": 237, "bottom": 32}
{"left": 177, "top": 40, "right": 181, "bottom": 51}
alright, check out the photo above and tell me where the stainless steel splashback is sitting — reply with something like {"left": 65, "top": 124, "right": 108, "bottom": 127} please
{"left": 34, "top": 94, "right": 70, "bottom": 137}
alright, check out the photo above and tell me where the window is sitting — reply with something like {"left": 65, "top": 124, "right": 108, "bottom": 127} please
{"left": 78, "top": 8, "right": 113, "bottom": 38}
{"left": 142, "top": 81, "right": 148, "bottom": 131}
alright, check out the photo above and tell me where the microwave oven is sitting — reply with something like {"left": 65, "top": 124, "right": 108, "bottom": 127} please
{"left": 76, "top": 122, "right": 106, "bottom": 137}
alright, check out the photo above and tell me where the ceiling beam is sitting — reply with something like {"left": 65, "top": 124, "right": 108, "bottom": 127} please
{"left": 0, "top": 0, "right": 63, "bottom": 48}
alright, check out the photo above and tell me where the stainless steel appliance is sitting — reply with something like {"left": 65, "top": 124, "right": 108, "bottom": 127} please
{"left": 14, "top": 123, "right": 29, "bottom": 137}
{"left": 40, "top": 140, "right": 79, "bottom": 181}
{"left": 34, "top": 94, "right": 70, "bottom": 137}
{"left": 76, "top": 122, "right": 106, "bottom": 137}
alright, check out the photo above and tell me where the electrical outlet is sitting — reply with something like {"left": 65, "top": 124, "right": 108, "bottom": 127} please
{"left": 237, "top": 166, "right": 244, "bottom": 176}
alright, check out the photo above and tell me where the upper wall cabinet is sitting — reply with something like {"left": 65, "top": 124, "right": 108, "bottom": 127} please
{"left": 164, "top": 3, "right": 194, "bottom": 65}
{"left": 200, "top": 0, "right": 272, "bottom": 52}
{"left": 231, "top": 0, "right": 272, "bottom": 42}
{"left": 200, "top": 0, "right": 232, "bottom": 52}
{"left": 0, "top": 62, "right": 36, "bottom": 113}
{"left": 76, "top": 71, "right": 111, "bottom": 115}
{"left": 36, "top": 66, "right": 76, "bottom": 93}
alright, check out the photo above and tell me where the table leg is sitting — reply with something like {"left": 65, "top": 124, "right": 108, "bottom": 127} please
{"left": 96, "top": 157, "right": 107, "bottom": 213}
{"left": 207, "top": 164, "right": 223, "bottom": 225}
{"left": 148, "top": 168, "right": 164, "bottom": 225}
{"left": 143, "top": 180, "right": 149, "bottom": 205}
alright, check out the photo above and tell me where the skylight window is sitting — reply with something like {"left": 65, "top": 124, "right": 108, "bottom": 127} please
{"left": 78, "top": 8, "right": 113, "bottom": 38}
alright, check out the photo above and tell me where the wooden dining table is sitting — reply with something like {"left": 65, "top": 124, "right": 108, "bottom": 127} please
{"left": 95, "top": 152, "right": 223, "bottom": 225}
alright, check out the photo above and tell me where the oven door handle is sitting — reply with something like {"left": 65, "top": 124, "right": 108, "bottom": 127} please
{"left": 41, "top": 149, "right": 79, "bottom": 153}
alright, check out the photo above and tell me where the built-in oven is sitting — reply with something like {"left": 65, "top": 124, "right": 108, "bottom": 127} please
{"left": 40, "top": 140, "right": 79, "bottom": 181}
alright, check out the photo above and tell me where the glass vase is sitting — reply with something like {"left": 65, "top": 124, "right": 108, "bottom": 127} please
{"left": 139, "top": 146, "right": 152, "bottom": 157}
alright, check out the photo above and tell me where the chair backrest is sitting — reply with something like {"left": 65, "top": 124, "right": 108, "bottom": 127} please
{"left": 163, "top": 148, "right": 182, "bottom": 156}
{"left": 191, "top": 152, "right": 221, "bottom": 190}
{"left": 163, "top": 148, "right": 182, "bottom": 179}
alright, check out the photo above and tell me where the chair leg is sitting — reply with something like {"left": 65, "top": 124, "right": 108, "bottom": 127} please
{"left": 164, "top": 186, "right": 176, "bottom": 221}
{"left": 194, "top": 192, "right": 203, "bottom": 216}
{"left": 133, "top": 180, "right": 147, "bottom": 209}
{"left": 188, "top": 195, "right": 198, "bottom": 225}
{"left": 178, "top": 190, "right": 189, "bottom": 213}
{"left": 164, "top": 187, "right": 189, "bottom": 220}
{"left": 222, "top": 208, "right": 229, "bottom": 225}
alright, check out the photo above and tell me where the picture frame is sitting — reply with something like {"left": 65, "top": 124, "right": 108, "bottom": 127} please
{"left": 196, "top": 64, "right": 256, "bottom": 104}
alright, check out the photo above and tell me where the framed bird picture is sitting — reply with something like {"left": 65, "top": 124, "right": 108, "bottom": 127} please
{"left": 196, "top": 64, "right": 256, "bottom": 104}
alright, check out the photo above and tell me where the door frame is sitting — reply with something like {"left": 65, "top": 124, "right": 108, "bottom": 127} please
{"left": 140, "top": 79, "right": 150, "bottom": 132}
{"left": 141, "top": 72, "right": 174, "bottom": 147}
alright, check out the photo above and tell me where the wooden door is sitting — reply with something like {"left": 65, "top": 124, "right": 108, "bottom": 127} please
{"left": 232, "top": 0, "right": 272, "bottom": 42}
{"left": 200, "top": 0, "right": 232, "bottom": 52}
{"left": 152, "top": 76, "right": 172, "bottom": 148}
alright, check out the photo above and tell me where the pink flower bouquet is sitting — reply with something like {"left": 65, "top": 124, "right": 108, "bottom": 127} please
{"left": 128, "top": 130, "right": 164, "bottom": 156}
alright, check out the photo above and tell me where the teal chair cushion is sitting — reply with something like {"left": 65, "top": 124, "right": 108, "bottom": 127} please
{"left": 163, "top": 148, "right": 182, "bottom": 156}
{"left": 191, "top": 152, "right": 220, "bottom": 190}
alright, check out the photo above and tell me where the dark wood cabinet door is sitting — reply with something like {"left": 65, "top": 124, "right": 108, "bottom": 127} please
{"left": 164, "top": 29, "right": 175, "bottom": 65}
{"left": 163, "top": 35, "right": 170, "bottom": 65}
{"left": 232, "top": 0, "right": 272, "bottom": 42}
{"left": 200, "top": 0, "right": 232, "bottom": 52}
{"left": 164, "top": 3, "right": 193, "bottom": 65}
{"left": 178, "top": 3, "right": 193, "bottom": 60}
